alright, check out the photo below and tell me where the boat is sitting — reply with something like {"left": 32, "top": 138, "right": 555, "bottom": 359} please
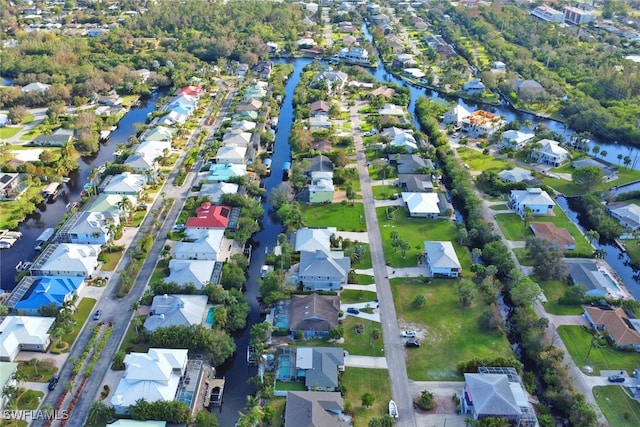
{"left": 264, "top": 158, "right": 272, "bottom": 172}
{"left": 282, "top": 161, "right": 291, "bottom": 181}
{"left": 247, "top": 345, "right": 257, "bottom": 365}
{"left": 42, "top": 182, "right": 61, "bottom": 199}
{"left": 389, "top": 400, "right": 398, "bottom": 419}
{"left": 35, "top": 228, "right": 55, "bottom": 250}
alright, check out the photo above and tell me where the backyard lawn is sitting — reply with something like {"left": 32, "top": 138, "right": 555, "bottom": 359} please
{"left": 457, "top": 147, "right": 512, "bottom": 172}
{"left": 391, "top": 278, "right": 513, "bottom": 380}
{"left": 342, "top": 368, "right": 392, "bottom": 427}
{"left": 376, "top": 208, "right": 472, "bottom": 271}
{"left": 557, "top": 325, "right": 640, "bottom": 374}
{"left": 593, "top": 386, "right": 640, "bottom": 427}
{"left": 301, "top": 203, "right": 366, "bottom": 232}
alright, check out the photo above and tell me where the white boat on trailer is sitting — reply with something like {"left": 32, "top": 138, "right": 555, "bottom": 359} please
{"left": 389, "top": 400, "right": 398, "bottom": 419}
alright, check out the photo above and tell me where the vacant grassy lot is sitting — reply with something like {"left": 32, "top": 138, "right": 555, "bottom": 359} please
{"left": 557, "top": 325, "right": 640, "bottom": 374}
{"left": 537, "top": 278, "right": 584, "bottom": 315}
{"left": 457, "top": 147, "right": 512, "bottom": 172}
{"left": 593, "top": 386, "right": 640, "bottom": 427}
{"left": 376, "top": 208, "right": 472, "bottom": 271}
{"left": 341, "top": 289, "right": 377, "bottom": 304}
{"left": 391, "top": 278, "right": 513, "bottom": 380}
{"left": 342, "top": 368, "right": 392, "bottom": 427}
{"left": 61, "top": 297, "right": 96, "bottom": 352}
{"left": 302, "top": 203, "right": 366, "bottom": 232}
{"left": 99, "top": 250, "right": 123, "bottom": 271}
{"left": 301, "top": 316, "right": 384, "bottom": 357}
{"left": 17, "top": 359, "right": 57, "bottom": 382}
{"left": 494, "top": 213, "right": 532, "bottom": 240}
{"left": 372, "top": 184, "right": 400, "bottom": 200}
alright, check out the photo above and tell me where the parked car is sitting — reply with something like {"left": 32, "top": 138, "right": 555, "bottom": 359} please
{"left": 401, "top": 330, "right": 417, "bottom": 338}
{"left": 608, "top": 375, "right": 625, "bottom": 383}
{"left": 48, "top": 376, "right": 59, "bottom": 391}
{"left": 405, "top": 340, "right": 421, "bottom": 348}
{"left": 93, "top": 310, "right": 102, "bottom": 320}
{"left": 346, "top": 307, "right": 360, "bottom": 315}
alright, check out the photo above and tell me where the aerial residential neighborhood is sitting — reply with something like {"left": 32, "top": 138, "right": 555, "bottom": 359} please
{"left": 1, "top": 1, "right": 640, "bottom": 427}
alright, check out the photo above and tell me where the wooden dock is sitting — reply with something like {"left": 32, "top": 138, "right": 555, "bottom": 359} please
{"left": 206, "top": 377, "right": 225, "bottom": 408}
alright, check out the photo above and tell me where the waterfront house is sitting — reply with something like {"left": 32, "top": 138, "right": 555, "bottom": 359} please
{"left": 509, "top": 188, "right": 555, "bottom": 217}
{"left": 199, "top": 182, "right": 239, "bottom": 204}
{"left": 565, "top": 259, "right": 615, "bottom": 298}
{"left": 21, "top": 82, "right": 50, "bottom": 94}
{"left": 166, "top": 259, "right": 216, "bottom": 289}
{"left": 398, "top": 174, "right": 434, "bottom": 193}
{"left": 423, "top": 241, "right": 461, "bottom": 277}
{"left": 309, "top": 171, "right": 334, "bottom": 203}
{"left": 572, "top": 158, "right": 617, "bottom": 181}
{"left": 460, "top": 110, "right": 505, "bottom": 138}
{"left": 309, "top": 115, "right": 332, "bottom": 130}
{"left": 443, "top": 104, "right": 471, "bottom": 125}
{"left": 338, "top": 47, "right": 369, "bottom": 64}
{"left": 314, "top": 69, "right": 348, "bottom": 94}
{"left": 111, "top": 348, "right": 189, "bottom": 414}
{"left": 11, "top": 276, "right": 84, "bottom": 316}
{"left": 294, "top": 227, "right": 336, "bottom": 253}
{"left": 500, "top": 130, "right": 535, "bottom": 149}
{"left": 30, "top": 243, "right": 101, "bottom": 278}
{"left": 497, "top": 167, "right": 534, "bottom": 183}
{"left": 174, "top": 229, "right": 224, "bottom": 261}
{"left": 583, "top": 306, "right": 640, "bottom": 351}
{"left": 214, "top": 145, "right": 247, "bottom": 165}
{"left": 236, "top": 99, "right": 263, "bottom": 113}
{"left": 462, "top": 79, "right": 485, "bottom": 94}
{"left": 101, "top": 172, "right": 147, "bottom": 195}
{"left": 231, "top": 120, "right": 257, "bottom": 132}
{"left": 515, "top": 79, "right": 545, "bottom": 101}
{"left": 222, "top": 130, "right": 252, "bottom": 147}
{"left": 33, "top": 128, "right": 74, "bottom": 147}
{"left": 141, "top": 126, "right": 174, "bottom": 145}
{"left": 88, "top": 194, "right": 139, "bottom": 217}
{"left": 243, "top": 82, "right": 268, "bottom": 101}
{"left": 285, "top": 392, "right": 349, "bottom": 427}
{"left": 0, "top": 316, "right": 55, "bottom": 361}
{"left": 310, "top": 100, "right": 331, "bottom": 116}
{"left": 232, "top": 110, "right": 259, "bottom": 121}
{"left": 390, "top": 154, "right": 432, "bottom": 174}
{"left": 533, "top": 139, "right": 570, "bottom": 166}
{"left": 289, "top": 294, "right": 340, "bottom": 338}
{"left": 144, "top": 294, "right": 209, "bottom": 332}
{"left": 0, "top": 173, "right": 26, "bottom": 200}
{"left": 56, "top": 211, "right": 119, "bottom": 245}
{"left": 276, "top": 347, "right": 344, "bottom": 391}
{"left": 299, "top": 250, "right": 350, "bottom": 291}
{"left": 382, "top": 127, "right": 417, "bottom": 152}
{"left": 608, "top": 202, "right": 640, "bottom": 231}
{"left": 185, "top": 202, "right": 231, "bottom": 230}
{"left": 529, "top": 222, "right": 576, "bottom": 250}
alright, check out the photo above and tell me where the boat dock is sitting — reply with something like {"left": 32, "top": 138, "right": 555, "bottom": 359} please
{"left": 206, "top": 377, "right": 225, "bottom": 408}
{"left": 42, "top": 182, "right": 61, "bottom": 199}
{"left": 35, "top": 228, "right": 55, "bottom": 251}
{"left": 247, "top": 345, "right": 257, "bottom": 366}
{"left": 0, "top": 229, "right": 22, "bottom": 249}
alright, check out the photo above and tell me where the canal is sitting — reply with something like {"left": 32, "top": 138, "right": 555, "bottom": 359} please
{"left": 0, "top": 91, "right": 164, "bottom": 291}
{"left": 214, "top": 58, "right": 311, "bottom": 426}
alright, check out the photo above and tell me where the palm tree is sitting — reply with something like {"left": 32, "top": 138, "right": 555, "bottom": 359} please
{"left": 624, "top": 156, "right": 632, "bottom": 168}
{"left": 591, "top": 145, "right": 600, "bottom": 156}
{"left": 617, "top": 154, "right": 623, "bottom": 165}
{"left": 118, "top": 196, "right": 134, "bottom": 222}
{"left": 600, "top": 150, "right": 607, "bottom": 160}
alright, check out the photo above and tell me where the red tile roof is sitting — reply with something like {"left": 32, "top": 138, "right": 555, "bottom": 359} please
{"left": 530, "top": 222, "right": 576, "bottom": 247}
{"left": 185, "top": 203, "right": 231, "bottom": 229}
{"left": 584, "top": 306, "right": 640, "bottom": 346}
{"left": 176, "top": 85, "right": 204, "bottom": 97}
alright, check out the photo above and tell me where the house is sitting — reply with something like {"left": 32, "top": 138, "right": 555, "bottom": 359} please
{"left": 310, "top": 100, "right": 331, "bottom": 116}
{"left": 134, "top": 69, "right": 152, "bottom": 82}
{"left": 175, "top": 85, "right": 204, "bottom": 98}
{"left": 423, "top": 241, "right": 461, "bottom": 277}
{"left": 231, "top": 120, "right": 257, "bottom": 132}
{"left": 185, "top": 203, "right": 231, "bottom": 230}
{"left": 55, "top": 211, "right": 119, "bottom": 245}
{"left": 254, "top": 61, "right": 274, "bottom": 79}
{"left": 500, "top": 130, "right": 535, "bottom": 149}
{"left": 236, "top": 99, "right": 263, "bottom": 113}
{"left": 299, "top": 250, "right": 350, "bottom": 291}
{"left": 10, "top": 276, "right": 84, "bottom": 315}
{"left": 497, "top": 167, "right": 534, "bottom": 183}
{"left": 314, "top": 70, "right": 348, "bottom": 94}
{"left": 398, "top": 174, "right": 434, "bottom": 193}
{"left": 338, "top": 21, "right": 355, "bottom": 33}
{"left": 199, "top": 182, "right": 239, "bottom": 204}
{"left": 382, "top": 127, "right": 417, "bottom": 152}
{"left": 0, "top": 113, "right": 8, "bottom": 127}
{"left": 33, "top": 128, "right": 74, "bottom": 147}
{"left": 492, "top": 61, "right": 506, "bottom": 72}
{"left": 285, "top": 391, "right": 349, "bottom": 427}
{"left": 310, "top": 138, "right": 332, "bottom": 153}
{"left": 207, "top": 163, "right": 247, "bottom": 182}
{"left": 461, "top": 367, "right": 539, "bottom": 425}
{"left": 403, "top": 192, "right": 448, "bottom": 218}
{"left": 608, "top": 202, "right": 640, "bottom": 231}
{"left": 157, "top": 110, "right": 188, "bottom": 126}
{"left": 232, "top": 110, "right": 259, "bottom": 122}
{"left": 386, "top": 36, "right": 405, "bottom": 54}
{"left": 378, "top": 103, "right": 405, "bottom": 116}
{"left": 462, "top": 79, "right": 485, "bottom": 94}
{"left": 101, "top": 172, "right": 146, "bottom": 196}
{"left": 174, "top": 229, "right": 224, "bottom": 261}
{"left": 244, "top": 82, "right": 268, "bottom": 101}
{"left": 141, "top": 126, "right": 174, "bottom": 145}
{"left": 0, "top": 173, "right": 26, "bottom": 200}
{"left": 111, "top": 348, "right": 189, "bottom": 414}
{"left": 460, "top": 110, "right": 505, "bottom": 138}
{"left": 573, "top": 158, "right": 617, "bottom": 181}
{"left": 0, "top": 362, "right": 18, "bottom": 409}
{"left": 144, "top": 294, "right": 209, "bottom": 332}
{"left": 391, "top": 154, "right": 432, "bottom": 174}
{"left": 443, "top": 104, "right": 471, "bottom": 125}
{"left": 289, "top": 294, "right": 340, "bottom": 337}
{"left": 393, "top": 53, "right": 418, "bottom": 69}
{"left": 509, "top": 188, "right": 555, "bottom": 217}
{"left": 564, "top": 6, "right": 594, "bottom": 25}
{"left": 166, "top": 259, "right": 216, "bottom": 289}
{"left": 533, "top": 139, "right": 570, "bottom": 166}
{"left": 530, "top": 222, "right": 576, "bottom": 250}
{"left": 565, "top": 259, "right": 625, "bottom": 298}
{"left": 342, "top": 35, "right": 357, "bottom": 46}
{"left": 309, "top": 115, "right": 332, "bottom": 130}
{"left": 222, "top": 130, "right": 252, "bottom": 147}
{"left": 88, "top": 194, "right": 138, "bottom": 218}
{"left": 125, "top": 138, "right": 172, "bottom": 172}
{"left": 369, "top": 86, "right": 396, "bottom": 99}
{"left": 306, "top": 155, "right": 334, "bottom": 174}
{"left": 21, "top": 82, "right": 51, "bottom": 94}
{"left": 276, "top": 347, "right": 344, "bottom": 391}
{"left": 295, "top": 227, "right": 336, "bottom": 253}
{"left": 531, "top": 6, "right": 564, "bottom": 23}
{"left": 297, "top": 38, "right": 317, "bottom": 48}
{"left": 30, "top": 244, "right": 101, "bottom": 278}
{"left": 215, "top": 144, "right": 247, "bottom": 165}
{"left": 0, "top": 316, "right": 55, "bottom": 361}
{"left": 583, "top": 306, "right": 640, "bottom": 351}
{"left": 309, "top": 171, "right": 334, "bottom": 203}
{"left": 98, "top": 93, "right": 123, "bottom": 106}
{"left": 338, "top": 47, "right": 369, "bottom": 65}
{"left": 515, "top": 79, "right": 545, "bottom": 101}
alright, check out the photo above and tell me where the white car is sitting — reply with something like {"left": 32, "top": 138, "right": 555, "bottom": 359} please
{"left": 401, "top": 330, "right": 417, "bottom": 338}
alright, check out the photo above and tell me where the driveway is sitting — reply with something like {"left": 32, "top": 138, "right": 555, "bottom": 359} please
{"left": 335, "top": 231, "right": 369, "bottom": 243}
{"left": 344, "top": 355, "right": 387, "bottom": 369}
{"left": 341, "top": 302, "right": 380, "bottom": 322}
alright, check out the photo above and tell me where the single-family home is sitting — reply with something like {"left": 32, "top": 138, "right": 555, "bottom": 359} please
{"left": 564, "top": 259, "right": 620, "bottom": 298}
{"left": 297, "top": 37, "right": 317, "bottom": 48}
{"left": 134, "top": 69, "right": 152, "bottom": 82}
{"left": 306, "top": 155, "right": 334, "bottom": 175}
{"left": 236, "top": 99, "right": 263, "bottom": 113}
{"left": 403, "top": 192, "right": 448, "bottom": 218}
{"left": 175, "top": 85, "right": 204, "bottom": 98}
{"left": 0, "top": 113, "right": 9, "bottom": 127}
{"left": 214, "top": 145, "right": 247, "bottom": 165}
{"left": 294, "top": 227, "right": 336, "bottom": 253}
{"left": 166, "top": 94, "right": 197, "bottom": 116}
{"left": 289, "top": 294, "right": 340, "bottom": 338}
{"left": 608, "top": 202, "right": 640, "bottom": 231}
{"left": 253, "top": 61, "right": 274, "bottom": 79}
{"left": 56, "top": 211, "right": 119, "bottom": 245}
{"left": 572, "top": 158, "right": 617, "bottom": 181}
{"left": 285, "top": 391, "right": 349, "bottom": 427}
{"left": 0, "top": 316, "right": 55, "bottom": 361}
{"left": 33, "top": 128, "right": 74, "bottom": 147}
{"left": 199, "top": 182, "right": 239, "bottom": 204}
{"left": 497, "top": 167, "right": 534, "bottom": 183}
{"left": 529, "top": 222, "right": 576, "bottom": 250}
{"left": 378, "top": 103, "right": 405, "bottom": 116}
{"left": 583, "top": 306, "right": 640, "bottom": 351}
{"left": 500, "top": 130, "right": 535, "bottom": 149}
{"left": 232, "top": 110, "right": 259, "bottom": 122}
{"left": 509, "top": 188, "right": 555, "bottom": 217}
{"left": 564, "top": 6, "right": 594, "bottom": 26}
{"left": 531, "top": 6, "right": 565, "bottom": 23}
{"left": 386, "top": 36, "right": 405, "bottom": 54}
{"left": 393, "top": 53, "right": 418, "bottom": 69}
{"left": 493, "top": 61, "right": 506, "bottom": 72}
{"left": 299, "top": 250, "right": 350, "bottom": 291}
{"left": 461, "top": 367, "right": 539, "bottom": 425}
{"left": 533, "top": 139, "right": 570, "bottom": 166}
{"left": 310, "top": 100, "right": 331, "bottom": 116}
{"left": 390, "top": 154, "right": 432, "bottom": 174}
{"left": 423, "top": 241, "right": 461, "bottom": 277}
{"left": 309, "top": 115, "right": 332, "bottom": 130}
{"left": 166, "top": 259, "right": 216, "bottom": 289}
{"left": 207, "top": 163, "right": 247, "bottom": 182}
{"left": 88, "top": 194, "right": 138, "bottom": 217}
{"left": 30, "top": 244, "right": 101, "bottom": 278}
{"left": 10, "top": 276, "right": 84, "bottom": 315}
{"left": 462, "top": 79, "right": 485, "bottom": 94}
{"left": 157, "top": 110, "right": 188, "bottom": 126}
{"left": 314, "top": 70, "right": 348, "bottom": 94}
{"left": 276, "top": 347, "right": 344, "bottom": 391}
{"left": 231, "top": 120, "right": 257, "bottom": 132}
{"left": 0, "top": 173, "right": 26, "bottom": 200}
{"left": 174, "top": 229, "right": 225, "bottom": 261}
{"left": 309, "top": 171, "right": 334, "bottom": 203}
{"left": 141, "top": 126, "right": 174, "bottom": 145}
{"left": 342, "top": 35, "right": 358, "bottom": 46}
{"left": 338, "top": 47, "right": 369, "bottom": 65}
{"left": 382, "top": 127, "right": 418, "bottom": 152}
{"left": 338, "top": 21, "right": 355, "bottom": 33}
{"left": 222, "top": 130, "right": 252, "bottom": 147}
{"left": 443, "top": 104, "right": 471, "bottom": 125}
{"left": 397, "top": 174, "right": 434, "bottom": 193}
{"left": 460, "top": 110, "right": 506, "bottom": 138}
{"left": 21, "top": 82, "right": 51, "bottom": 94}
{"left": 185, "top": 202, "right": 231, "bottom": 230}
{"left": 111, "top": 348, "right": 189, "bottom": 414}
{"left": 515, "top": 79, "right": 545, "bottom": 101}
{"left": 144, "top": 294, "right": 209, "bottom": 332}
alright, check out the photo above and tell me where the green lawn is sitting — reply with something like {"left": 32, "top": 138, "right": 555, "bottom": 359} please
{"left": 99, "top": 250, "right": 123, "bottom": 271}
{"left": 392, "top": 278, "right": 513, "bottom": 380}
{"left": 537, "top": 278, "right": 584, "bottom": 315}
{"left": 544, "top": 164, "right": 640, "bottom": 196}
{"left": 301, "top": 316, "right": 384, "bottom": 357}
{"left": 61, "top": 297, "right": 97, "bottom": 352}
{"left": 494, "top": 213, "right": 532, "bottom": 240}
{"left": 114, "top": 315, "right": 150, "bottom": 365}
{"left": 353, "top": 274, "right": 375, "bottom": 285}
{"left": 512, "top": 248, "right": 534, "bottom": 266}
{"left": 16, "top": 360, "right": 57, "bottom": 382}
{"left": 301, "top": 203, "right": 366, "bottom": 231}
{"left": 21, "top": 114, "right": 35, "bottom": 124}
{"left": 351, "top": 244, "right": 372, "bottom": 270}
{"left": 275, "top": 381, "right": 306, "bottom": 391}
{"left": 0, "top": 186, "right": 42, "bottom": 229}
{"left": 371, "top": 185, "right": 400, "bottom": 200}
{"left": 376, "top": 208, "right": 472, "bottom": 271}
{"left": 490, "top": 204, "right": 510, "bottom": 211}
{"left": 0, "top": 126, "right": 21, "bottom": 138}
{"left": 150, "top": 259, "right": 170, "bottom": 285}
{"left": 269, "top": 397, "right": 286, "bottom": 427}
{"left": 593, "top": 386, "right": 640, "bottom": 427}
{"left": 557, "top": 325, "right": 640, "bottom": 374}
{"left": 457, "top": 147, "right": 512, "bottom": 172}
{"left": 341, "top": 289, "right": 377, "bottom": 304}
{"left": 16, "top": 390, "right": 43, "bottom": 410}
{"left": 342, "top": 368, "right": 392, "bottom": 427}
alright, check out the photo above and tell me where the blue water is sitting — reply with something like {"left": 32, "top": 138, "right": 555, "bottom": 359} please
{"left": 206, "top": 307, "right": 215, "bottom": 325}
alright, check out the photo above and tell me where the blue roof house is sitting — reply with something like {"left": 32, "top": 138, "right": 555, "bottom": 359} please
{"left": 13, "top": 276, "right": 84, "bottom": 315}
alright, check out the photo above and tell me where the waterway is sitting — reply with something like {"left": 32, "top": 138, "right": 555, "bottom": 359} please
{"left": 214, "top": 58, "right": 310, "bottom": 426}
{"left": 0, "top": 91, "right": 164, "bottom": 291}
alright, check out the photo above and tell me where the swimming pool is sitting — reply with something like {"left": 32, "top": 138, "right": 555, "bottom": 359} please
{"left": 206, "top": 307, "right": 215, "bottom": 326}
{"left": 176, "top": 390, "right": 194, "bottom": 407}
{"left": 273, "top": 300, "right": 290, "bottom": 329}
{"left": 277, "top": 355, "right": 294, "bottom": 381}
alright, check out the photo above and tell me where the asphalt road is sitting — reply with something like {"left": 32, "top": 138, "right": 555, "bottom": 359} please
{"left": 349, "top": 100, "right": 417, "bottom": 426}
{"left": 34, "top": 86, "right": 237, "bottom": 427}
